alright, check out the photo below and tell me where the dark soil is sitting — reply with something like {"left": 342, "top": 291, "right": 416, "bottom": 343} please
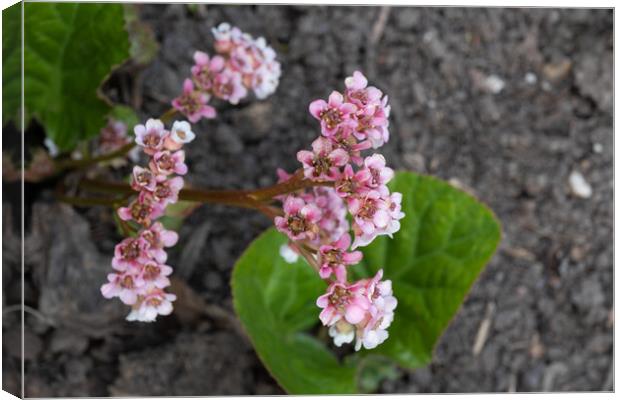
{"left": 3, "top": 5, "right": 613, "bottom": 395}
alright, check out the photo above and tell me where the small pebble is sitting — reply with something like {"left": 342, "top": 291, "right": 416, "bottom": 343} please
{"left": 525, "top": 72, "right": 538, "bottom": 84}
{"left": 569, "top": 170, "right": 592, "bottom": 198}
{"left": 593, "top": 143, "right": 603, "bottom": 153}
{"left": 485, "top": 75, "right": 505, "bottom": 94}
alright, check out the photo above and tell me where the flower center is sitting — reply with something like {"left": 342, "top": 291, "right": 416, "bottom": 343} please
{"left": 143, "top": 263, "right": 161, "bottom": 280}
{"left": 329, "top": 286, "right": 350, "bottom": 308}
{"left": 137, "top": 171, "right": 152, "bottom": 185}
{"left": 121, "top": 240, "right": 141, "bottom": 260}
{"left": 312, "top": 156, "right": 332, "bottom": 177}
{"left": 358, "top": 199, "right": 377, "bottom": 219}
{"left": 288, "top": 215, "right": 307, "bottom": 235}
{"left": 147, "top": 297, "right": 162, "bottom": 307}
{"left": 324, "top": 249, "right": 342, "bottom": 265}
{"left": 320, "top": 108, "right": 343, "bottom": 129}
{"left": 131, "top": 202, "right": 153, "bottom": 225}
{"left": 141, "top": 231, "right": 156, "bottom": 247}
{"left": 144, "top": 132, "right": 161, "bottom": 148}
{"left": 155, "top": 185, "right": 171, "bottom": 199}
{"left": 157, "top": 153, "right": 175, "bottom": 171}
{"left": 121, "top": 275, "right": 134, "bottom": 289}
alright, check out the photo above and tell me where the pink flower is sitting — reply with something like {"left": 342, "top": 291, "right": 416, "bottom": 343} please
{"left": 304, "top": 187, "right": 349, "bottom": 243}
{"left": 363, "top": 154, "right": 394, "bottom": 189}
{"left": 297, "top": 137, "right": 349, "bottom": 181}
{"left": 211, "top": 22, "right": 240, "bottom": 54}
{"left": 152, "top": 176, "right": 184, "bottom": 206}
{"left": 354, "top": 104, "right": 390, "bottom": 149}
{"left": 139, "top": 261, "right": 173, "bottom": 289}
{"left": 318, "top": 269, "right": 398, "bottom": 351}
{"left": 126, "top": 289, "right": 176, "bottom": 322}
{"left": 140, "top": 222, "right": 179, "bottom": 263}
{"left": 111, "top": 237, "right": 150, "bottom": 271}
{"left": 316, "top": 281, "right": 370, "bottom": 326}
{"left": 117, "top": 193, "right": 165, "bottom": 227}
{"left": 229, "top": 46, "right": 255, "bottom": 74}
{"left": 211, "top": 71, "right": 248, "bottom": 105}
{"left": 334, "top": 164, "right": 372, "bottom": 198}
{"left": 344, "top": 71, "right": 383, "bottom": 109}
{"left": 274, "top": 196, "right": 322, "bottom": 241}
{"left": 318, "top": 234, "right": 363, "bottom": 282}
{"left": 309, "top": 91, "right": 357, "bottom": 137}
{"left": 149, "top": 150, "right": 188, "bottom": 176}
{"left": 134, "top": 119, "right": 168, "bottom": 155}
{"left": 172, "top": 79, "right": 216, "bottom": 123}
{"left": 100, "top": 271, "right": 144, "bottom": 305}
{"left": 328, "top": 127, "right": 372, "bottom": 166}
{"left": 383, "top": 191, "right": 405, "bottom": 236}
{"left": 131, "top": 166, "right": 157, "bottom": 192}
{"left": 348, "top": 190, "right": 391, "bottom": 249}
{"left": 191, "top": 51, "right": 225, "bottom": 91}
{"left": 355, "top": 269, "right": 397, "bottom": 350}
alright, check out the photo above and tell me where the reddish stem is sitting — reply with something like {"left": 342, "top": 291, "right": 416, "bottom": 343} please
{"left": 78, "top": 170, "right": 332, "bottom": 211}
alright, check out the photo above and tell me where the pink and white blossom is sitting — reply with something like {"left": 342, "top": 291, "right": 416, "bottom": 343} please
{"left": 117, "top": 193, "right": 165, "bottom": 227}
{"left": 126, "top": 290, "right": 177, "bottom": 322}
{"left": 100, "top": 271, "right": 144, "bottom": 305}
{"left": 191, "top": 51, "right": 225, "bottom": 91}
{"left": 111, "top": 237, "right": 150, "bottom": 271}
{"left": 211, "top": 71, "right": 247, "bottom": 105}
{"left": 134, "top": 119, "right": 168, "bottom": 155}
{"left": 334, "top": 163, "right": 372, "bottom": 198}
{"left": 297, "top": 137, "right": 349, "bottom": 181}
{"left": 363, "top": 154, "right": 394, "bottom": 188}
{"left": 274, "top": 196, "right": 322, "bottom": 241}
{"left": 152, "top": 176, "right": 184, "bottom": 206}
{"left": 149, "top": 150, "right": 188, "bottom": 176}
{"left": 318, "top": 234, "right": 363, "bottom": 282}
{"left": 172, "top": 79, "right": 216, "bottom": 123}
{"left": 131, "top": 166, "right": 157, "bottom": 192}
{"left": 316, "top": 281, "right": 370, "bottom": 326}
{"left": 309, "top": 91, "right": 357, "bottom": 137}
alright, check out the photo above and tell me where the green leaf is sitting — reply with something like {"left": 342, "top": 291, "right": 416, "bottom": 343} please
{"left": 3, "top": 3, "right": 130, "bottom": 151}
{"left": 361, "top": 173, "right": 501, "bottom": 369}
{"left": 231, "top": 171, "right": 501, "bottom": 393}
{"left": 232, "top": 229, "right": 358, "bottom": 394}
{"left": 3, "top": 3, "right": 22, "bottom": 126}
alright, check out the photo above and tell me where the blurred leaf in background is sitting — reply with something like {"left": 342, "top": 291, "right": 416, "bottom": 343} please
{"left": 2, "top": 3, "right": 130, "bottom": 151}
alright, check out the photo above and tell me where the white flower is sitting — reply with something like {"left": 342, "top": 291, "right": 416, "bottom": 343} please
{"left": 329, "top": 321, "right": 355, "bottom": 347}
{"left": 279, "top": 244, "right": 299, "bottom": 264}
{"left": 170, "top": 120, "right": 196, "bottom": 144}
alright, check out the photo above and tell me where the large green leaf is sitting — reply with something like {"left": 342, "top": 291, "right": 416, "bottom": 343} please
{"left": 2, "top": 3, "right": 130, "bottom": 151}
{"left": 231, "top": 171, "right": 501, "bottom": 393}
{"left": 361, "top": 172, "right": 501, "bottom": 368}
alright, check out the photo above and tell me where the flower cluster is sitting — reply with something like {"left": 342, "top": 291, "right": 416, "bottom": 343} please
{"left": 101, "top": 118, "right": 196, "bottom": 322}
{"left": 173, "top": 22, "right": 281, "bottom": 123}
{"left": 275, "top": 71, "right": 403, "bottom": 350}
